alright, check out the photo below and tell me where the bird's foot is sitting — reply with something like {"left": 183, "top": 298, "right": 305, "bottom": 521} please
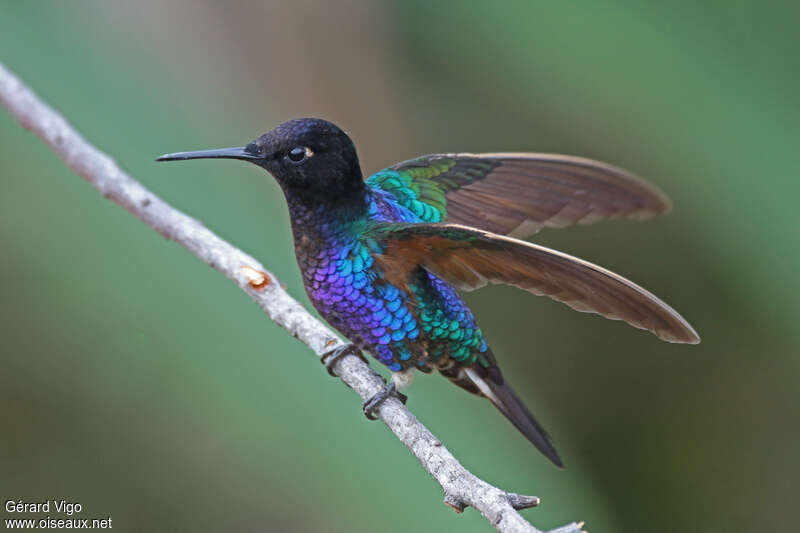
{"left": 363, "top": 381, "right": 408, "bottom": 420}
{"left": 321, "top": 343, "right": 368, "bottom": 377}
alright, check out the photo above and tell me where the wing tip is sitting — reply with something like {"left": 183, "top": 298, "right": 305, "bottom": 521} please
{"left": 474, "top": 151, "right": 675, "bottom": 220}
{"left": 661, "top": 326, "right": 701, "bottom": 344}
{"left": 657, "top": 309, "right": 701, "bottom": 344}
{"left": 682, "top": 326, "right": 702, "bottom": 344}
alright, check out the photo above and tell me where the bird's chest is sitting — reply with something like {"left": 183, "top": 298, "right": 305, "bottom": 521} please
{"left": 295, "top": 231, "right": 418, "bottom": 349}
{"left": 297, "top": 232, "right": 374, "bottom": 311}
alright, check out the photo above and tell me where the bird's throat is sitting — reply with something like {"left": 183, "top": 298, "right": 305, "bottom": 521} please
{"left": 286, "top": 191, "right": 369, "bottom": 252}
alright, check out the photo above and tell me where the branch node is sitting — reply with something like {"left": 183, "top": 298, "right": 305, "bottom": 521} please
{"left": 507, "top": 492, "right": 540, "bottom": 510}
{"left": 240, "top": 265, "right": 271, "bottom": 290}
{"left": 547, "top": 521, "right": 586, "bottom": 533}
{"left": 443, "top": 493, "right": 467, "bottom": 513}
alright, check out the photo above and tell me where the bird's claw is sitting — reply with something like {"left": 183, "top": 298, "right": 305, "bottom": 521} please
{"left": 363, "top": 382, "right": 408, "bottom": 420}
{"left": 321, "top": 343, "right": 367, "bottom": 377}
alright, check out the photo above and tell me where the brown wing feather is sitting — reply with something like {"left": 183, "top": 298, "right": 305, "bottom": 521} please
{"left": 372, "top": 223, "right": 700, "bottom": 344}
{"left": 436, "top": 154, "right": 671, "bottom": 237}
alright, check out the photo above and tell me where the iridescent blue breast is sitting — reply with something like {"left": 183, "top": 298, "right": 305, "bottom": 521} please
{"left": 302, "top": 230, "right": 421, "bottom": 371}
{"left": 292, "top": 191, "right": 491, "bottom": 372}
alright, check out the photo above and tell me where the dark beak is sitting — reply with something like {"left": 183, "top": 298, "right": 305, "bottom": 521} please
{"left": 155, "top": 146, "right": 259, "bottom": 162}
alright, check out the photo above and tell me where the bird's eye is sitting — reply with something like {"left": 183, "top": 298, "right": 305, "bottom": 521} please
{"left": 287, "top": 146, "right": 311, "bottom": 162}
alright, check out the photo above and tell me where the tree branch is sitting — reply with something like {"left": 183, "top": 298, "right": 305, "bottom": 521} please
{"left": 0, "top": 61, "right": 583, "bottom": 533}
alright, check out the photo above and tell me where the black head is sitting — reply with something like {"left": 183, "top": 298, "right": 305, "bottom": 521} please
{"left": 156, "top": 118, "right": 364, "bottom": 202}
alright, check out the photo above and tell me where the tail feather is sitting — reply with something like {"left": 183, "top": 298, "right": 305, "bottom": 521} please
{"left": 464, "top": 367, "right": 563, "bottom": 467}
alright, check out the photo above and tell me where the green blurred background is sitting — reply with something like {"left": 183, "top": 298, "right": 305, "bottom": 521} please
{"left": 2, "top": 2, "right": 798, "bottom": 532}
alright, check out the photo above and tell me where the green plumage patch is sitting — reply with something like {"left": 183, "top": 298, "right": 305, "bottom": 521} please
{"left": 367, "top": 155, "right": 497, "bottom": 224}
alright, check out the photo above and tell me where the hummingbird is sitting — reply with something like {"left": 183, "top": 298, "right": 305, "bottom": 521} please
{"left": 157, "top": 118, "right": 699, "bottom": 467}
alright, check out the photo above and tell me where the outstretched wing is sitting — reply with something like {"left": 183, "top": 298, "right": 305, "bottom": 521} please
{"left": 369, "top": 223, "right": 700, "bottom": 344}
{"left": 366, "top": 153, "right": 671, "bottom": 238}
